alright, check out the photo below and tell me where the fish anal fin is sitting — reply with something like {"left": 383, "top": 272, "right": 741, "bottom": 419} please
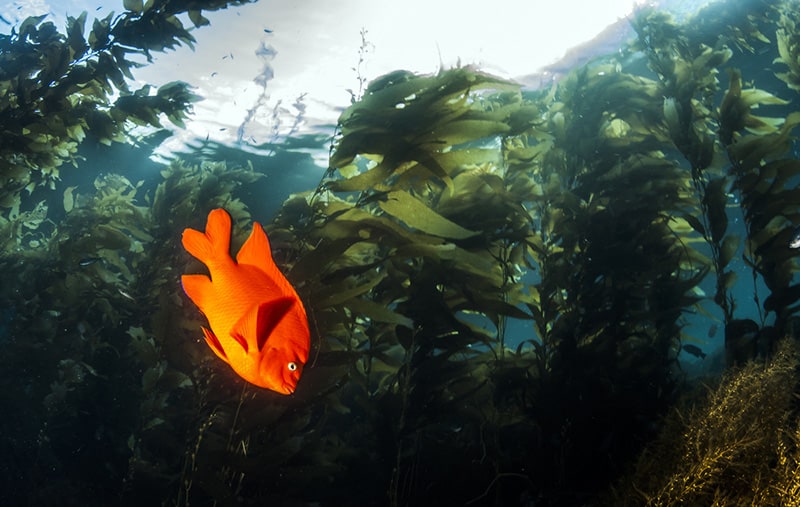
{"left": 232, "top": 297, "right": 295, "bottom": 352}
{"left": 202, "top": 327, "right": 230, "bottom": 365}
{"left": 181, "top": 274, "right": 213, "bottom": 310}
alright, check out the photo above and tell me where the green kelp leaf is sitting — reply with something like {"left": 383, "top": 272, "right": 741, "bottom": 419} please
{"left": 704, "top": 177, "right": 729, "bottom": 244}
{"left": 680, "top": 213, "right": 706, "bottom": 237}
{"left": 461, "top": 298, "right": 533, "bottom": 322}
{"left": 188, "top": 10, "right": 211, "bottom": 27}
{"left": 124, "top": 0, "right": 143, "bottom": 12}
{"left": 748, "top": 216, "right": 789, "bottom": 252}
{"left": 89, "top": 12, "right": 112, "bottom": 50}
{"left": 17, "top": 14, "right": 47, "bottom": 39}
{"left": 314, "top": 272, "right": 387, "bottom": 309}
{"left": 20, "top": 201, "right": 48, "bottom": 229}
{"left": 332, "top": 142, "right": 457, "bottom": 193}
{"left": 346, "top": 298, "right": 413, "bottom": 328}
{"left": 719, "top": 234, "right": 740, "bottom": 269}
{"left": 66, "top": 12, "right": 88, "bottom": 60}
{"left": 721, "top": 69, "right": 790, "bottom": 142}
{"left": 418, "top": 119, "right": 511, "bottom": 146}
{"left": 392, "top": 242, "right": 502, "bottom": 286}
{"left": 775, "top": 26, "right": 800, "bottom": 91}
{"left": 730, "top": 112, "right": 800, "bottom": 171}
{"left": 343, "top": 74, "right": 434, "bottom": 123}
{"left": 327, "top": 157, "right": 393, "bottom": 192}
{"left": 406, "top": 145, "right": 455, "bottom": 193}
{"left": 428, "top": 148, "right": 500, "bottom": 175}
{"left": 63, "top": 186, "right": 78, "bottom": 213}
{"left": 767, "top": 159, "right": 800, "bottom": 189}
{"left": 378, "top": 190, "right": 478, "bottom": 239}
{"left": 288, "top": 238, "right": 361, "bottom": 281}
{"left": 754, "top": 188, "right": 800, "bottom": 225}
{"left": 94, "top": 223, "right": 131, "bottom": 250}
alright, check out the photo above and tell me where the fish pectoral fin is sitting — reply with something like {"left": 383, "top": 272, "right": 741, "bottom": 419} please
{"left": 181, "top": 274, "right": 213, "bottom": 310}
{"left": 202, "top": 327, "right": 230, "bottom": 365}
{"left": 231, "top": 297, "right": 295, "bottom": 353}
{"left": 229, "top": 330, "right": 249, "bottom": 354}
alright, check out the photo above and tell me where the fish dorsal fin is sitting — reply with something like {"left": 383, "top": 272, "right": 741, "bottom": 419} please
{"left": 236, "top": 222, "right": 296, "bottom": 295}
{"left": 231, "top": 298, "right": 295, "bottom": 352}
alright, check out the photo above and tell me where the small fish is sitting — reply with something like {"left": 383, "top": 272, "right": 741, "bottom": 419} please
{"left": 790, "top": 225, "right": 800, "bottom": 249}
{"left": 78, "top": 256, "right": 102, "bottom": 267}
{"left": 682, "top": 344, "right": 706, "bottom": 359}
{"left": 117, "top": 288, "right": 135, "bottom": 301}
{"left": 263, "top": 28, "right": 272, "bottom": 33}
{"left": 181, "top": 209, "right": 310, "bottom": 394}
{"left": 707, "top": 323, "right": 718, "bottom": 338}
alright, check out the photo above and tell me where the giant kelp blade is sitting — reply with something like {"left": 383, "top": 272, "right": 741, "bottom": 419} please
{"left": 378, "top": 190, "right": 478, "bottom": 240}
{"left": 123, "top": 0, "right": 143, "bottom": 13}
{"left": 719, "top": 234, "right": 740, "bottom": 269}
{"left": 346, "top": 298, "right": 413, "bottom": 328}
{"left": 314, "top": 272, "right": 387, "bottom": 309}
{"left": 704, "top": 177, "right": 729, "bottom": 244}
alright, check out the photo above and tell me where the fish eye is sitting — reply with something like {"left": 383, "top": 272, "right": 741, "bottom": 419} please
{"left": 287, "top": 361, "right": 297, "bottom": 371}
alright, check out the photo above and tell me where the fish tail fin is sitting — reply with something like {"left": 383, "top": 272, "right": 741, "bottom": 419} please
{"left": 182, "top": 208, "right": 232, "bottom": 264}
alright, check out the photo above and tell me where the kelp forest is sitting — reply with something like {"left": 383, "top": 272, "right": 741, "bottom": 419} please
{"left": 2, "top": 0, "right": 800, "bottom": 505}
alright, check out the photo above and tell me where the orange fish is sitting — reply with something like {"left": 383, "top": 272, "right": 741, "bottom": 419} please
{"left": 181, "top": 208, "right": 310, "bottom": 394}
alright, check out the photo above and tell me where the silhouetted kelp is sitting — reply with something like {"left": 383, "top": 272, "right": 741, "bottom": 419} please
{"left": 1, "top": 0, "right": 799, "bottom": 506}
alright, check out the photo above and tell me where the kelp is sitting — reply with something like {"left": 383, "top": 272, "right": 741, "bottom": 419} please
{"left": 0, "top": 158, "right": 268, "bottom": 505}
{"left": 610, "top": 339, "right": 800, "bottom": 506}
{"left": 0, "top": 0, "right": 253, "bottom": 212}
{"left": 633, "top": 3, "right": 800, "bottom": 366}
{"left": 775, "top": 11, "right": 800, "bottom": 91}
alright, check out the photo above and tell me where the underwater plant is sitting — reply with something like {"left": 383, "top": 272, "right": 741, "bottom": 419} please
{"left": 0, "top": 0, "right": 253, "bottom": 211}
{"left": 610, "top": 339, "right": 800, "bottom": 506}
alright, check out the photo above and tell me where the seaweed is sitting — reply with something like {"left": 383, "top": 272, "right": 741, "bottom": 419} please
{"left": 609, "top": 338, "right": 800, "bottom": 506}
{"left": 0, "top": 0, "right": 253, "bottom": 211}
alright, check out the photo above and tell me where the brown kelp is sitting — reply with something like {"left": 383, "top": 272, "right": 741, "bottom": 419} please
{"left": 2, "top": 0, "right": 800, "bottom": 505}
